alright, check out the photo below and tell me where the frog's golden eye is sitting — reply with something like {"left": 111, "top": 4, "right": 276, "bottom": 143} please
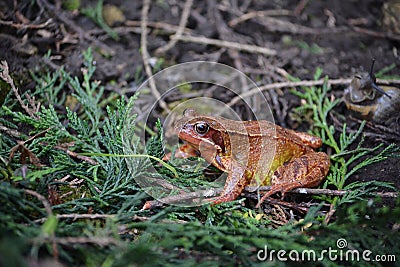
{"left": 194, "top": 122, "right": 209, "bottom": 135}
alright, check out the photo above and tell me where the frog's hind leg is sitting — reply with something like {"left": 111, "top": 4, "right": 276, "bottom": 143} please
{"left": 256, "top": 152, "right": 330, "bottom": 208}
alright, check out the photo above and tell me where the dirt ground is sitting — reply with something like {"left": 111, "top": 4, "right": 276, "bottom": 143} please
{"left": 1, "top": 0, "right": 399, "bottom": 187}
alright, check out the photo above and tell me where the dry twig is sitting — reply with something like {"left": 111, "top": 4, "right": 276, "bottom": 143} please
{"left": 0, "top": 124, "right": 21, "bottom": 138}
{"left": 253, "top": 186, "right": 399, "bottom": 198}
{"left": 324, "top": 203, "right": 336, "bottom": 224}
{"left": 155, "top": 0, "right": 194, "bottom": 55}
{"left": 140, "top": 0, "right": 169, "bottom": 112}
{"left": 54, "top": 145, "right": 98, "bottom": 165}
{"left": 0, "top": 60, "right": 39, "bottom": 118}
{"left": 228, "top": 9, "right": 292, "bottom": 27}
{"left": 8, "top": 128, "right": 52, "bottom": 167}
{"left": 174, "top": 34, "right": 277, "bottom": 56}
{"left": 24, "top": 188, "right": 58, "bottom": 258}
{"left": 0, "top": 18, "right": 53, "bottom": 29}
{"left": 33, "top": 236, "right": 121, "bottom": 246}
{"left": 125, "top": 20, "right": 193, "bottom": 34}
{"left": 228, "top": 78, "right": 349, "bottom": 107}
{"left": 142, "top": 185, "right": 399, "bottom": 210}
{"left": 293, "top": 0, "right": 310, "bottom": 16}
{"left": 227, "top": 77, "right": 400, "bottom": 107}
{"left": 34, "top": 214, "right": 116, "bottom": 223}
{"left": 141, "top": 188, "right": 222, "bottom": 210}
{"left": 24, "top": 189, "right": 53, "bottom": 216}
{"left": 352, "top": 26, "right": 400, "bottom": 42}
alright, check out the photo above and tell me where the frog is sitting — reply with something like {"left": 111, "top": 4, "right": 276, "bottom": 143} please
{"left": 175, "top": 109, "right": 330, "bottom": 207}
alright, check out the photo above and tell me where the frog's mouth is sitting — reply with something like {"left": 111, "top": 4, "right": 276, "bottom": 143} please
{"left": 176, "top": 141, "right": 201, "bottom": 158}
{"left": 177, "top": 129, "right": 202, "bottom": 149}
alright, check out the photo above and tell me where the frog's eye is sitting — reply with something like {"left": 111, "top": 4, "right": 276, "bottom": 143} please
{"left": 194, "top": 122, "right": 209, "bottom": 135}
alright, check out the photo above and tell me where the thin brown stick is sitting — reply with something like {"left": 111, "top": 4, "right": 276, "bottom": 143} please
{"left": 35, "top": 214, "right": 188, "bottom": 224}
{"left": 125, "top": 20, "right": 193, "bottom": 34}
{"left": 32, "top": 236, "right": 121, "bottom": 246}
{"left": 293, "top": 0, "right": 310, "bottom": 16}
{"left": 0, "top": 124, "right": 97, "bottom": 165}
{"left": 25, "top": 128, "right": 53, "bottom": 144}
{"left": 228, "top": 78, "right": 350, "bottom": 106}
{"left": 34, "top": 214, "right": 116, "bottom": 223}
{"left": 173, "top": 34, "right": 277, "bottom": 56}
{"left": 376, "top": 79, "right": 400, "bottom": 86}
{"left": 155, "top": 0, "right": 193, "bottom": 55}
{"left": 24, "top": 189, "right": 53, "bottom": 216}
{"left": 8, "top": 128, "right": 52, "bottom": 167}
{"left": 140, "top": 0, "right": 169, "bottom": 112}
{"left": 0, "top": 18, "right": 53, "bottom": 29}
{"left": 210, "top": 2, "right": 247, "bottom": 90}
{"left": 352, "top": 26, "right": 400, "bottom": 42}
{"left": 141, "top": 188, "right": 222, "bottom": 210}
{"left": 54, "top": 145, "right": 98, "bottom": 165}
{"left": 0, "top": 124, "right": 21, "bottom": 138}
{"left": 250, "top": 186, "right": 399, "bottom": 198}
{"left": 228, "top": 9, "right": 292, "bottom": 27}
{"left": 143, "top": 185, "right": 399, "bottom": 210}
{"left": 324, "top": 203, "right": 336, "bottom": 224}
{"left": 0, "top": 60, "right": 38, "bottom": 118}
{"left": 35, "top": 0, "right": 84, "bottom": 40}
{"left": 25, "top": 188, "right": 59, "bottom": 259}
{"left": 228, "top": 77, "right": 400, "bottom": 107}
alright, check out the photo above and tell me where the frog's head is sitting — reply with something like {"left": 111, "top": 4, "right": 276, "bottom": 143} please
{"left": 175, "top": 109, "right": 226, "bottom": 152}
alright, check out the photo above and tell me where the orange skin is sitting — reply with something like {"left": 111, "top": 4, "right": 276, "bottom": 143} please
{"left": 175, "top": 109, "right": 330, "bottom": 207}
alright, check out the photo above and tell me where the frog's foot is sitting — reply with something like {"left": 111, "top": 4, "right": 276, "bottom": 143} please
{"left": 256, "top": 152, "right": 330, "bottom": 208}
{"left": 208, "top": 177, "right": 247, "bottom": 205}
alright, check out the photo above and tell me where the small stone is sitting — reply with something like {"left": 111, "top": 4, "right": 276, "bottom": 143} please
{"left": 102, "top": 5, "right": 126, "bottom": 26}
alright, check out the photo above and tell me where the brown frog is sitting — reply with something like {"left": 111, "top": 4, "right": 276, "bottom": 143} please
{"left": 175, "top": 109, "right": 330, "bottom": 207}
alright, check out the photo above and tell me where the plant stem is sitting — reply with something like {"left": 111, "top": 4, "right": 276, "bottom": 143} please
{"left": 81, "top": 152, "right": 179, "bottom": 178}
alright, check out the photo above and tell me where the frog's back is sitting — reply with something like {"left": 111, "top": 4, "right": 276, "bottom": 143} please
{"left": 243, "top": 120, "right": 276, "bottom": 137}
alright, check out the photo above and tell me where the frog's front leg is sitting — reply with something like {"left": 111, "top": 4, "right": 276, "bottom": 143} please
{"left": 208, "top": 157, "right": 250, "bottom": 205}
{"left": 197, "top": 141, "right": 250, "bottom": 204}
{"left": 256, "top": 152, "right": 330, "bottom": 208}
